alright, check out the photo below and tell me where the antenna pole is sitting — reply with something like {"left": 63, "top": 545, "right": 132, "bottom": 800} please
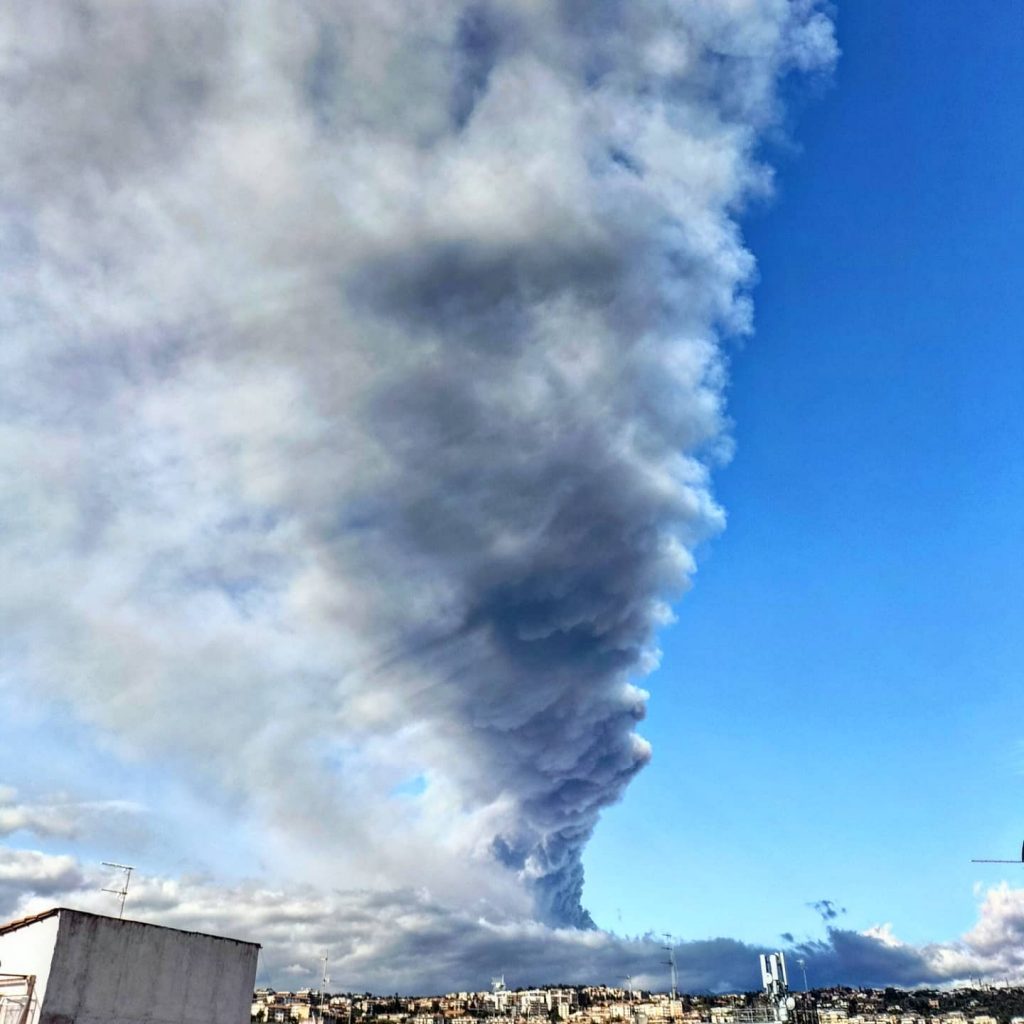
{"left": 101, "top": 862, "right": 134, "bottom": 919}
{"left": 796, "top": 958, "right": 809, "bottom": 992}
{"left": 320, "top": 951, "right": 329, "bottom": 1023}
{"left": 663, "top": 935, "right": 678, "bottom": 1001}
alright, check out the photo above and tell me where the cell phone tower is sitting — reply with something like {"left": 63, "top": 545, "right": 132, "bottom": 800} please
{"left": 759, "top": 951, "right": 789, "bottom": 1002}
{"left": 663, "top": 936, "right": 678, "bottom": 1000}
{"left": 760, "top": 952, "right": 798, "bottom": 1024}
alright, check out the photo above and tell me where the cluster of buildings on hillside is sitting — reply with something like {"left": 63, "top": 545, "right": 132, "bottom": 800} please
{"left": 251, "top": 986, "right": 583, "bottom": 1024}
{"left": 250, "top": 952, "right": 806, "bottom": 1024}
{"left": 252, "top": 986, "right": 654, "bottom": 1024}
{"left": 250, "top": 982, "right": 1024, "bottom": 1024}
{"left": 250, "top": 988, "right": 752, "bottom": 1024}
{"left": 812, "top": 986, "right": 1024, "bottom": 1024}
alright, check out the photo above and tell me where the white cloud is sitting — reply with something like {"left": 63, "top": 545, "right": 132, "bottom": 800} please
{"left": 0, "top": 849, "right": 87, "bottom": 916}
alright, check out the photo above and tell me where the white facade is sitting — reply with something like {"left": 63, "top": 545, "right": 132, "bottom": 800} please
{"left": 0, "top": 907, "right": 259, "bottom": 1024}
{"left": 0, "top": 911, "right": 59, "bottom": 1023}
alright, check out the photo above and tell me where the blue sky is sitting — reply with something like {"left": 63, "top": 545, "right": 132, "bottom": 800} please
{"left": 584, "top": 0, "right": 1024, "bottom": 951}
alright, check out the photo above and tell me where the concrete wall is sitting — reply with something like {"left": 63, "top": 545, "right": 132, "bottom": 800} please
{"left": 38, "top": 911, "right": 258, "bottom": 1024}
{"left": 0, "top": 912, "right": 60, "bottom": 1022}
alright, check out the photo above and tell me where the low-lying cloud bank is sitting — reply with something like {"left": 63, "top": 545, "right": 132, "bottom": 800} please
{"left": 2, "top": 845, "right": 1021, "bottom": 994}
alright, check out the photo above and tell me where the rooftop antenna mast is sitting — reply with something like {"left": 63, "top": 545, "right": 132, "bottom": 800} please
{"left": 795, "top": 958, "right": 809, "bottom": 993}
{"left": 101, "top": 862, "right": 133, "bottom": 919}
{"left": 320, "top": 951, "right": 329, "bottom": 1023}
{"left": 663, "top": 935, "right": 678, "bottom": 1000}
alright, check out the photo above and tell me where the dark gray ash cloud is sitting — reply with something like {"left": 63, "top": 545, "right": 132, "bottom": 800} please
{"left": 808, "top": 900, "right": 847, "bottom": 923}
{"left": 0, "top": 0, "right": 836, "bottom": 931}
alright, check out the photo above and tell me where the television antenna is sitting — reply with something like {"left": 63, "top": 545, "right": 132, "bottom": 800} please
{"left": 101, "top": 862, "right": 134, "bottom": 918}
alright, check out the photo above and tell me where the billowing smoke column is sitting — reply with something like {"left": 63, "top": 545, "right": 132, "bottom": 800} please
{"left": 0, "top": 2, "right": 835, "bottom": 927}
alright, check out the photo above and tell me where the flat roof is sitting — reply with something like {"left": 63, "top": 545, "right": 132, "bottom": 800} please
{"left": 0, "top": 907, "right": 260, "bottom": 948}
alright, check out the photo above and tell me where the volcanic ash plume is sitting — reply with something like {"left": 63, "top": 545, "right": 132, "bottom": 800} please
{"left": 0, "top": 1, "right": 836, "bottom": 926}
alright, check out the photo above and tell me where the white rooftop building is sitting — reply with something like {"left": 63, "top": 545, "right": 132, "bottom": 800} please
{"left": 0, "top": 906, "right": 260, "bottom": 1024}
